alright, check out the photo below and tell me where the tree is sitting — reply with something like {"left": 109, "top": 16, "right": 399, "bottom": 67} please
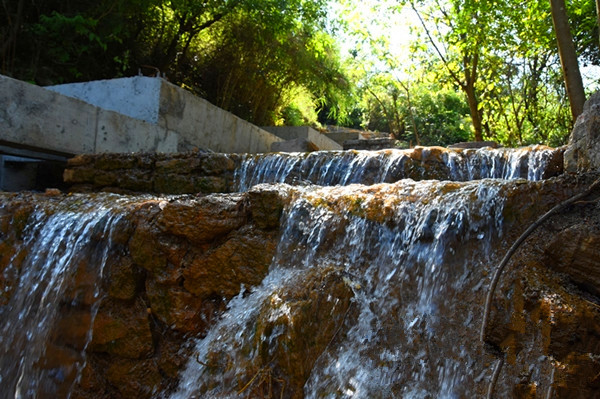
{"left": 406, "top": 0, "right": 493, "bottom": 141}
{"left": 0, "top": 0, "right": 352, "bottom": 127}
{"left": 550, "top": 0, "right": 586, "bottom": 120}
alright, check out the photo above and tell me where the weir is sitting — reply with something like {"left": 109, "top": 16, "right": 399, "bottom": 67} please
{"left": 233, "top": 145, "right": 563, "bottom": 191}
{"left": 0, "top": 144, "right": 599, "bottom": 398}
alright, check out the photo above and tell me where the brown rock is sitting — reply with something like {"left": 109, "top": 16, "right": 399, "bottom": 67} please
{"left": 95, "top": 154, "right": 138, "bottom": 171}
{"left": 145, "top": 279, "right": 207, "bottom": 333}
{"left": 183, "top": 226, "right": 277, "bottom": 298}
{"left": 53, "top": 309, "right": 93, "bottom": 350}
{"left": 66, "top": 154, "right": 95, "bottom": 167}
{"left": 544, "top": 223, "right": 600, "bottom": 297}
{"left": 128, "top": 205, "right": 167, "bottom": 273}
{"left": 247, "top": 185, "right": 288, "bottom": 230}
{"left": 90, "top": 297, "right": 154, "bottom": 359}
{"left": 199, "top": 266, "right": 355, "bottom": 398}
{"left": 250, "top": 266, "right": 355, "bottom": 397}
{"left": 157, "top": 194, "right": 247, "bottom": 243}
{"left": 155, "top": 157, "right": 201, "bottom": 174}
{"left": 198, "top": 153, "right": 236, "bottom": 174}
{"left": 106, "top": 256, "right": 143, "bottom": 300}
{"left": 119, "top": 170, "right": 153, "bottom": 192}
{"left": 106, "top": 359, "right": 162, "bottom": 399}
{"left": 553, "top": 353, "right": 600, "bottom": 398}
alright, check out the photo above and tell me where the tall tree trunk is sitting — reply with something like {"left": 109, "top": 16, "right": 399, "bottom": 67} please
{"left": 550, "top": 0, "right": 586, "bottom": 120}
{"left": 596, "top": 0, "right": 600, "bottom": 48}
{"left": 464, "top": 81, "right": 484, "bottom": 142}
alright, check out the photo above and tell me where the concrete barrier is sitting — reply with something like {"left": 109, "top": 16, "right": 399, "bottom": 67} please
{"left": 0, "top": 74, "right": 287, "bottom": 190}
{"left": 47, "top": 76, "right": 284, "bottom": 153}
{"left": 262, "top": 126, "right": 342, "bottom": 151}
{"left": 1, "top": 74, "right": 284, "bottom": 159}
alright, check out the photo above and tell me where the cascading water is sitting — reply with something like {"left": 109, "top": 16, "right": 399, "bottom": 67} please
{"left": 0, "top": 195, "right": 134, "bottom": 398}
{"left": 2, "top": 144, "right": 594, "bottom": 398}
{"left": 170, "top": 179, "right": 514, "bottom": 398}
{"left": 234, "top": 145, "right": 562, "bottom": 190}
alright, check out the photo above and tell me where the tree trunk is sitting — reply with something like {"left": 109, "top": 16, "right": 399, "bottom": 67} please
{"left": 464, "top": 82, "right": 484, "bottom": 142}
{"left": 550, "top": 0, "right": 586, "bottom": 120}
{"left": 596, "top": 0, "right": 600, "bottom": 48}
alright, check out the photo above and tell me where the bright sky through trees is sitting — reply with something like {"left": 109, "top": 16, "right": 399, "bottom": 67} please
{"left": 328, "top": 0, "right": 418, "bottom": 68}
{"left": 329, "top": 0, "right": 598, "bottom": 87}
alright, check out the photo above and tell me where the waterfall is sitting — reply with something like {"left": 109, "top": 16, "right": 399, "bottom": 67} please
{"left": 1, "top": 144, "right": 583, "bottom": 398}
{"left": 234, "top": 145, "right": 562, "bottom": 190}
{"left": 0, "top": 195, "right": 132, "bottom": 398}
{"left": 171, "top": 179, "right": 513, "bottom": 398}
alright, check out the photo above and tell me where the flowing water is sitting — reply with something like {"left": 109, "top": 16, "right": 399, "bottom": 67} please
{"left": 171, "top": 180, "right": 510, "bottom": 398}
{"left": 0, "top": 145, "right": 567, "bottom": 398}
{"left": 234, "top": 145, "right": 561, "bottom": 190}
{"left": 0, "top": 195, "right": 135, "bottom": 398}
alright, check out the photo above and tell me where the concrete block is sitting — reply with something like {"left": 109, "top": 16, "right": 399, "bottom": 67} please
{"left": 324, "top": 131, "right": 360, "bottom": 145}
{"left": 0, "top": 75, "right": 97, "bottom": 155}
{"left": 271, "top": 138, "right": 318, "bottom": 152}
{"left": 262, "top": 126, "right": 342, "bottom": 151}
{"left": 96, "top": 109, "right": 178, "bottom": 153}
{"left": 47, "top": 76, "right": 162, "bottom": 124}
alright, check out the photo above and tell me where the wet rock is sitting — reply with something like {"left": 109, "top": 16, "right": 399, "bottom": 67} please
{"left": 157, "top": 194, "right": 247, "bottom": 243}
{"left": 146, "top": 279, "right": 209, "bottom": 333}
{"left": 250, "top": 267, "right": 355, "bottom": 397}
{"left": 128, "top": 204, "right": 167, "bottom": 273}
{"left": 198, "top": 266, "right": 355, "bottom": 399}
{"left": 544, "top": 223, "right": 600, "bottom": 297}
{"left": 553, "top": 353, "right": 600, "bottom": 398}
{"left": 105, "top": 359, "right": 162, "bottom": 399}
{"left": 247, "top": 184, "right": 289, "bottom": 229}
{"left": 106, "top": 256, "right": 144, "bottom": 300}
{"left": 53, "top": 309, "right": 93, "bottom": 350}
{"left": 183, "top": 226, "right": 277, "bottom": 298}
{"left": 564, "top": 91, "right": 600, "bottom": 173}
{"left": 90, "top": 297, "right": 154, "bottom": 359}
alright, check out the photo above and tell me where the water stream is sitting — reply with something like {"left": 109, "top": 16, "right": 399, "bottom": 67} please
{"left": 0, "top": 145, "right": 569, "bottom": 398}
{"left": 172, "top": 179, "right": 509, "bottom": 398}
{"left": 0, "top": 195, "right": 134, "bottom": 398}
{"left": 234, "top": 145, "right": 561, "bottom": 190}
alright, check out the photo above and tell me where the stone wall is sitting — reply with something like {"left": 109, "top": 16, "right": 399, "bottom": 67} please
{"left": 64, "top": 152, "right": 243, "bottom": 194}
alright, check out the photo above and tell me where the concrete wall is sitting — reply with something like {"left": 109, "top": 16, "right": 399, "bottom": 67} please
{"left": 157, "top": 81, "right": 283, "bottom": 153}
{"left": 47, "top": 77, "right": 162, "bottom": 124}
{"left": 325, "top": 131, "right": 361, "bottom": 145}
{"left": 46, "top": 76, "right": 283, "bottom": 154}
{"left": 0, "top": 74, "right": 179, "bottom": 156}
{"left": 1, "top": 75, "right": 98, "bottom": 155}
{"left": 262, "top": 126, "right": 342, "bottom": 151}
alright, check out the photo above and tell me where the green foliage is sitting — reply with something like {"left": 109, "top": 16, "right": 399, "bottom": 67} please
{"left": 2, "top": 0, "right": 596, "bottom": 145}
{"left": 0, "top": 0, "right": 351, "bottom": 127}
{"left": 412, "top": 89, "right": 471, "bottom": 146}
